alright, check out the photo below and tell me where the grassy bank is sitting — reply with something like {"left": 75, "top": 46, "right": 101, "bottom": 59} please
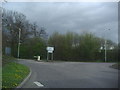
{"left": 2, "top": 62, "right": 30, "bottom": 88}
{"left": 110, "top": 62, "right": 120, "bottom": 70}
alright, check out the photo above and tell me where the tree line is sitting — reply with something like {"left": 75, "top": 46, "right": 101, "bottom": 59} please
{"left": 48, "top": 32, "right": 118, "bottom": 62}
{"left": 2, "top": 9, "right": 118, "bottom": 62}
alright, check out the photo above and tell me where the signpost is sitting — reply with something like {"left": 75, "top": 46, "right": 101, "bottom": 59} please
{"left": 46, "top": 47, "right": 54, "bottom": 60}
{"left": 5, "top": 47, "right": 11, "bottom": 55}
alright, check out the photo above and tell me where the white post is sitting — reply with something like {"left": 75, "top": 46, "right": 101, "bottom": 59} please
{"left": 17, "top": 28, "right": 21, "bottom": 58}
{"left": 38, "top": 56, "right": 40, "bottom": 61}
{"left": 104, "top": 29, "right": 110, "bottom": 62}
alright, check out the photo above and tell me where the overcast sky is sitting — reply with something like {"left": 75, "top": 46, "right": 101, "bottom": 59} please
{"left": 3, "top": 2, "right": 118, "bottom": 43}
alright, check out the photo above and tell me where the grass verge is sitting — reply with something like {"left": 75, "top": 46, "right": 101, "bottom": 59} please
{"left": 2, "top": 62, "right": 30, "bottom": 88}
{"left": 110, "top": 62, "right": 120, "bottom": 70}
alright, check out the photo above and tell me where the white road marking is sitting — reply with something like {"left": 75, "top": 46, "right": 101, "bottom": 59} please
{"left": 34, "top": 81, "right": 44, "bottom": 87}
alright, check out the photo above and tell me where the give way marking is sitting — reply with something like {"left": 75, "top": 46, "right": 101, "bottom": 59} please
{"left": 34, "top": 81, "right": 44, "bottom": 87}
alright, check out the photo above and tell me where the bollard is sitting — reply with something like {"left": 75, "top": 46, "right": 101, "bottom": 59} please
{"left": 37, "top": 56, "right": 40, "bottom": 61}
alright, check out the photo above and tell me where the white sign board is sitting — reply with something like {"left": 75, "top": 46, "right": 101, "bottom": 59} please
{"left": 47, "top": 47, "right": 54, "bottom": 53}
{"left": 48, "top": 50, "right": 53, "bottom": 53}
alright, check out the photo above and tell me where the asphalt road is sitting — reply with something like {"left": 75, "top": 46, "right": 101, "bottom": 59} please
{"left": 18, "top": 60, "right": 118, "bottom": 88}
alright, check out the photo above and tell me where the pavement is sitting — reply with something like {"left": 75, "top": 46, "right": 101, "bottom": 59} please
{"left": 18, "top": 60, "right": 118, "bottom": 88}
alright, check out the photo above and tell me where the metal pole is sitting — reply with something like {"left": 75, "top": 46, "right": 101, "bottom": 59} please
{"left": 104, "top": 29, "right": 110, "bottom": 62}
{"left": 17, "top": 43, "right": 20, "bottom": 58}
{"left": 47, "top": 52, "right": 49, "bottom": 60}
{"left": 47, "top": 52, "right": 48, "bottom": 60}
{"left": 52, "top": 53, "right": 53, "bottom": 60}
{"left": 105, "top": 39, "right": 107, "bottom": 62}
{"left": 48, "top": 53, "right": 49, "bottom": 60}
{"left": 17, "top": 28, "right": 21, "bottom": 58}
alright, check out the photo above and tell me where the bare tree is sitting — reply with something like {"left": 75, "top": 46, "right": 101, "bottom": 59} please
{"left": 2, "top": 9, "right": 32, "bottom": 56}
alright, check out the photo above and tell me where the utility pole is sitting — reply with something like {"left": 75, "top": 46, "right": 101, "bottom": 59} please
{"left": 104, "top": 29, "right": 110, "bottom": 62}
{"left": 17, "top": 28, "right": 21, "bottom": 58}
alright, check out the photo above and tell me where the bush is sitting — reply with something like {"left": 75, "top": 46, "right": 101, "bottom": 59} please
{"left": 20, "top": 37, "right": 47, "bottom": 59}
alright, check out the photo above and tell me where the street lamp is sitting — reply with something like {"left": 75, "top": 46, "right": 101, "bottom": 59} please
{"left": 13, "top": 16, "right": 22, "bottom": 59}
{"left": 7, "top": 24, "right": 21, "bottom": 58}
{"left": 17, "top": 28, "right": 21, "bottom": 58}
{"left": 104, "top": 29, "right": 111, "bottom": 62}
{"left": 100, "top": 29, "right": 110, "bottom": 62}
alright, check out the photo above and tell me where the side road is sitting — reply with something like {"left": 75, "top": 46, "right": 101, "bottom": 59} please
{"left": 18, "top": 59, "right": 118, "bottom": 88}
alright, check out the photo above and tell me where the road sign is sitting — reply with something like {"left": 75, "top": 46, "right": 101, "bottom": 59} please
{"left": 46, "top": 47, "right": 54, "bottom": 60}
{"left": 47, "top": 47, "right": 54, "bottom": 52}
{"left": 5, "top": 47, "right": 11, "bottom": 55}
{"left": 48, "top": 50, "right": 53, "bottom": 53}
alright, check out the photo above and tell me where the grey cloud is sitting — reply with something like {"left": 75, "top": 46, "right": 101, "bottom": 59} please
{"left": 4, "top": 2, "right": 118, "bottom": 43}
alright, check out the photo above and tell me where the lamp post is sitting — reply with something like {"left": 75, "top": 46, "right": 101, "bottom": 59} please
{"left": 17, "top": 28, "right": 21, "bottom": 58}
{"left": 100, "top": 29, "right": 110, "bottom": 62}
{"left": 13, "top": 16, "right": 22, "bottom": 59}
{"left": 9, "top": 24, "right": 21, "bottom": 58}
{"left": 105, "top": 29, "right": 111, "bottom": 62}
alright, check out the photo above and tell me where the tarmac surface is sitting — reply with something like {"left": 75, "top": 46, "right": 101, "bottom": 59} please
{"left": 18, "top": 60, "right": 118, "bottom": 88}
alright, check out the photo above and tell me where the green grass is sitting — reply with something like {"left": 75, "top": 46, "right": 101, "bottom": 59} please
{"left": 2, "top": 62, "right": 30, "bottom": 88}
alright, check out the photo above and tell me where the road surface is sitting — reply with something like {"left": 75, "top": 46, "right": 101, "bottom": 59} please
{"left": 18, "top": 60, "right": 118, "bottom": 88}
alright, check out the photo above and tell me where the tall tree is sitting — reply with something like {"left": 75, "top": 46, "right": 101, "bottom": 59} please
{"left": 2, "top": 9, "right": 32, "bottom": 57}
